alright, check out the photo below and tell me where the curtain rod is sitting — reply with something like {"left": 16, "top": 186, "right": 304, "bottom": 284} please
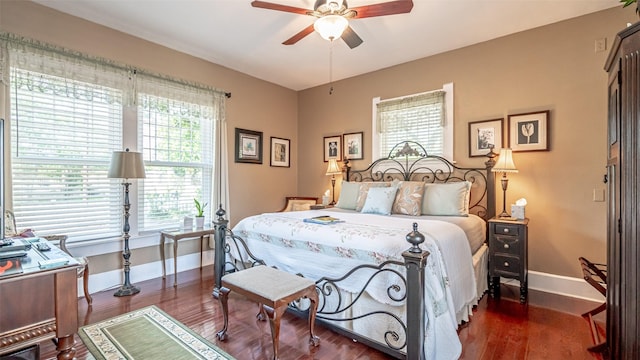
{"left": 1, "top": 32, "right": 231, "bottom": 99}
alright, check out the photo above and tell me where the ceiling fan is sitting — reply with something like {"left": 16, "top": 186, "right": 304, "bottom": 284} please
{"left": 251, "top": 0, "right": 414, "bottom": 49}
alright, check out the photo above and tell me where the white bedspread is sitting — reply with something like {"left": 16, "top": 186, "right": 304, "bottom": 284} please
{"left": 231, "top": 210, "right": 478, "bottom": 360}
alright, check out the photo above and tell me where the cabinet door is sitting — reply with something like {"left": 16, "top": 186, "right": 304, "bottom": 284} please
{"left": 606, "top": 60, "right": 621, "bottom": 359}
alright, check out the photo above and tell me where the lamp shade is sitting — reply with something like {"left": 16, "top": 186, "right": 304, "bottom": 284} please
{"left": 325, "top": 159, "right": 342, "bottom": 175}
{"left": 491, "top": 148, "right": 518, "bottom": 173}
{"left": 314, "top": 15, "right": 348, "bottom": 41}
{"left": 108, "top": 149, "right": 146, "bottom": 179}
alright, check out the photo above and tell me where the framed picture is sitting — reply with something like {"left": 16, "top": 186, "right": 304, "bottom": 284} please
{"left": 270, "top": 137, "right": 290, "bottom": 167}
{"left": 323, "top": 135, "right": 342, "bottom": 162}
{"left": 508, "top": 110, "right": 550, "bottom": 152}
{"left": 343, "top": 132, "right": 364, "bottom": 160}
{"left": 468, "top": 118, "right": 503, "bottom": 157}
{"left": 235, "top": 128, "right": 263, "bottom": 164}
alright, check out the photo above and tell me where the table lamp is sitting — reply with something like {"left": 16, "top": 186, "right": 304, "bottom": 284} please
{"left": 325, "top": 159, "right": 342, "bottom": 205}
{"left": 491, "top": 148, "right": 518, "bottom": 218}
{"left": 108, "top": 148, "right": 146, "bottom": 297}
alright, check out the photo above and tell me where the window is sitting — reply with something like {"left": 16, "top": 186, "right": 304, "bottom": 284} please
{"left": 5, "top": 39, "right": 221, "bottom": 240}
{"left": 138, "top": 92, "right": 214, "bottom": 232}
{"left": 372, "top": 83, "right": 453, "bottom": 160}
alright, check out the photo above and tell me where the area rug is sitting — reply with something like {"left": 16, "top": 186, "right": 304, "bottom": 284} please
{"left": 79, "top": 305, "right": 235, "bottom": 360}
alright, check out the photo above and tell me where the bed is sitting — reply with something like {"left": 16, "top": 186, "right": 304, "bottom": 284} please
{"left": 212, "top": 141, "right": 497, "bottom": 359}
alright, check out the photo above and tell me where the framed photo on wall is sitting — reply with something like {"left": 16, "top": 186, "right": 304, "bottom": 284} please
{"left": 323, "top": 135, "right": 342, "bottom": 162}
{"left": 270, "top": 137, "right": 290, "bottom": 167}
{"left": 343, "top": 132, "right": 364, "bottom": 160}
{"left": 508, "top": 110, "right": 550, "bottom": 152}
{"left": 235, "top": 128, "right": 263, "bottom": 164}
{"left": 468, "top": 118, "right": 503, "bottom": 157}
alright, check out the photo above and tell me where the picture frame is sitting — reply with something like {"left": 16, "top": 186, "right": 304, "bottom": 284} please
{"left": 270, "top": 137, "right": 290, "bottom": 167}
{"left": 508, "top": 110, "right": 550, "bottom": 152}
{"left": 323, "top": 135, "right": 342, "bottom": 162}
{"left": 235, "top": 128, "right": 263, "bottom": 164}
{"left": 343, "top": 132, "right": 364, "bottom": 160}
{"left": 468, "top": 118, "right": 503, "bottom": 157}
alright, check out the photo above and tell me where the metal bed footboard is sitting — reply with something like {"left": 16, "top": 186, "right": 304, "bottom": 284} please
{"left": 212, "top": 208, "right": 428, "bottom": 359}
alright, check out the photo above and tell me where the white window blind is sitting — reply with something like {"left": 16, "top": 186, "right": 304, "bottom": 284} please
{"left": 376, "top": 90, "right": 445, "bottom": 159}
{"left": 138, "top": 90, "right": 214, "bottom": 231}
{"left": 10, "top": 67, "right": 124, "bottom": 239}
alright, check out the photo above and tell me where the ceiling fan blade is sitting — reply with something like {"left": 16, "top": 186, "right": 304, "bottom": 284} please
{"left": 341, "top": 26, "right": 364, "bottom": 49}
{"left": 350, "top": 0, "right": 414, "bottom": 18}
{"left": 251, "top": 1, "right": 311, "bottom": 15}
{"left": 283, "top": 24, "right": 316, "bottom": 45}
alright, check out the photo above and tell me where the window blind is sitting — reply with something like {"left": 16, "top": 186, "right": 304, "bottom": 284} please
{"left": 376, "top": 90, "right": 445, "bottom": 158}
{"left": 10, "top": 67, "right": 123, "bottom": 239}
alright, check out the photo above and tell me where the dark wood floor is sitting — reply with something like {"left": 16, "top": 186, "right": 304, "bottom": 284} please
{"left": 40, "top": 266, "right": 606, "bottom": 360}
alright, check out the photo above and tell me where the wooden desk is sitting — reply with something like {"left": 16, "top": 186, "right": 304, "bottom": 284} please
{"left": 0, "top": 238, "right": 80, "bottom": 360}
{"left": 160, "top": 226, "right": 214, "bottom": 287}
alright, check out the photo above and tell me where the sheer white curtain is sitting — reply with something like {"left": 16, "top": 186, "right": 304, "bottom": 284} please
{"left": 0, "top": 42, "right": 13, "bottom": 210}
{"left": 213, "top": 92, "right": 229, "bottom": 220}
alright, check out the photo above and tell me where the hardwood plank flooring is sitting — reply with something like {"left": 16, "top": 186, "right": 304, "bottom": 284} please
{"left": 39, "top": 266, "right": 605, "bottom": 360}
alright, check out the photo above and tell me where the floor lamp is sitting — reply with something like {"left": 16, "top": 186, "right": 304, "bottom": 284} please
{"left": 491, "top": 148, "right": 518, "bottom": 218}
{"left": 108, "top": 148, "right": 146, "bottom": 297}
{"left": 325, "top": 159, "right": 342, "bottom": 205}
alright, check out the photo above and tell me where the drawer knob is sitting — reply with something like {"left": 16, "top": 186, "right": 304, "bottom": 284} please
{"left": 504, "top": 262, "right": 509, "bottom": 267}
{"left": 502, "top": 228, "right": 510, "bottom": 233}
{"left": 504, "top": 243, "right": 510, "bottom": 249}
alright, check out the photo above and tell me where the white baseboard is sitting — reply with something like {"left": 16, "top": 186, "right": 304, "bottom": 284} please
{"left": 77, "top": 249, "right": 215, "bottom": 297}
{"left": 500, "top": 270, "right": 603, "bottom": 303}
{"left": 79, "top": 258, "right": 603, "bottom": 304}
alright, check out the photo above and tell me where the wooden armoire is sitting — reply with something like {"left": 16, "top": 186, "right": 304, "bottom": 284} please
{"left": 605, "top": 21, "right": 640, "bottom": 360}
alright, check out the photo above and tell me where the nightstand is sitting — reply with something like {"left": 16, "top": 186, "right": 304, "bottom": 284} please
{"left": 310, "top": 204, "right": 333, "bottom": 210}
{"left": 488, "top": 217, "right": 529, "bottom": 303}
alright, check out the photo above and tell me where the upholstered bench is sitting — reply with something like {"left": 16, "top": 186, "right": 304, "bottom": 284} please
{"left": 215, "top": 265, "right": 320, "bottom": 360}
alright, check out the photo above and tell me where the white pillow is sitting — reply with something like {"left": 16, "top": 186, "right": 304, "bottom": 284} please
{"left": 361, "top": 186, "right": 398, "bottom": 215}
{"left": 335, "top": 181, "right": 361, "bottom": 210}
{"left": 421, "top": 181, "right": 471, "bottom": 216}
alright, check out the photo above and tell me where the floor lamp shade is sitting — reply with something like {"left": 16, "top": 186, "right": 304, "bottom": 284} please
{"left": 108, "top": 149, "right": 146, "bottom": 179}
{"left": 108, "top": 148, "right": 146, "bottom": 297}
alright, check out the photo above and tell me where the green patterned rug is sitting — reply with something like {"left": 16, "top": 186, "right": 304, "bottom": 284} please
{"left": 79, "top": 305, "right": 234, "bottom": 360}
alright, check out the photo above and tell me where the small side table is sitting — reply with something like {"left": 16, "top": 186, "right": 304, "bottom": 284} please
{"left": 160, "top": 226, "right": 214, "bottom": 287}
{"left": 488, "top": 217, "right": 529, "bottom": 303}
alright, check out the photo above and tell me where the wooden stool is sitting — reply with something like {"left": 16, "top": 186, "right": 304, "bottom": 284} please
{"left": 216, "top": 266, "right": 320, "bottom": 360}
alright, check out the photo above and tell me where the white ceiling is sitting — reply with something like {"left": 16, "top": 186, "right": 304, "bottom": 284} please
{"left": 32, "top": 0, "right": 620, "bottom": 91}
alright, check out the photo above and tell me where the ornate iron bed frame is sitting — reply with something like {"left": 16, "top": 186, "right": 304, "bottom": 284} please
{"left": 212, "top": 141, "right": 496, "bottom": 359}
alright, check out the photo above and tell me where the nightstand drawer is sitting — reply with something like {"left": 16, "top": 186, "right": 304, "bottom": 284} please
{"left": 495, "top": 223, "right": 520, "bottom": 236}
{"left": 493, "top": 235, "right": 522, "bottom": 254}
{"left": 492, "top": 254, "right": 521, "bottom": 275}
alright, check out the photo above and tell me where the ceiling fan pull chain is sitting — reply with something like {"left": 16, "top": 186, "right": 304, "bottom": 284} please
{"left": 329, "top": 41, "right": 334, "bottom": 95}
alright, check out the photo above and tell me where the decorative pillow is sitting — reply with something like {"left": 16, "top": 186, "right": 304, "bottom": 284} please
{"left": 421, "top": 181, "right": 472, "bottom": 216}
{"left": 361, "top": 186, "right": 399, "bottom": 215}
{"left": 335, "top": 181, "right": 361, "bottom": 210}
{"left": 392, "top": 181, "right": 425, "bottom": 216}
{"left": 355, "top": 182, "right": 391, "bottom": 212}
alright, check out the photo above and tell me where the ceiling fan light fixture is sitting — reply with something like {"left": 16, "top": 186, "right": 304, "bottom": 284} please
{"left": 314, "top": 15, "right": 348, "bottom": 41}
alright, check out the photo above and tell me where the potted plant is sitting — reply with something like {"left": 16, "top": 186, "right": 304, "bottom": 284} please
{"left": 194, "top": 198, "right": 208, "bottom": 228}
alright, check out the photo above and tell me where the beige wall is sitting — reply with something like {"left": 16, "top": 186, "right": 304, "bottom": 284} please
{"left": 297, "top": 7, "right": 637, "bottom": 278}
{"left": 0, "top": 0, "right": 299, "bottom": 272}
